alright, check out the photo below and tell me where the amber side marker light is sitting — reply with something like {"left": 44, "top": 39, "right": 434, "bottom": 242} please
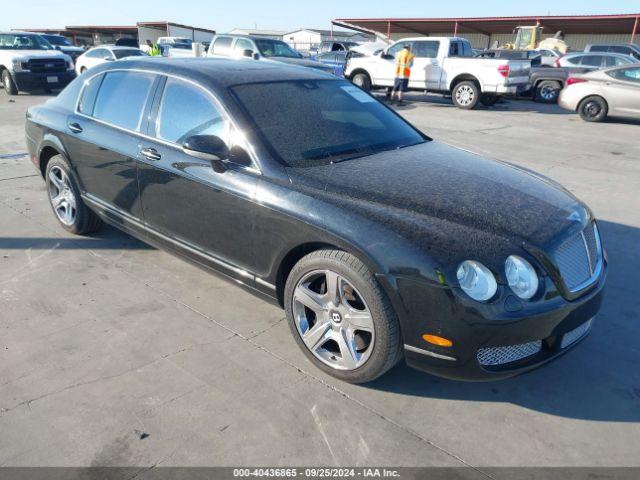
{"left": 422, "top": 334, "right": 453, "bottom": 347}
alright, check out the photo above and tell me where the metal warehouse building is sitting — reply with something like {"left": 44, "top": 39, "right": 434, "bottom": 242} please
{"left": 332, "top": 14, "right": 640, "bottom": 50}
{"left": 19, "top": 21, "right": 216, "bottom": 47}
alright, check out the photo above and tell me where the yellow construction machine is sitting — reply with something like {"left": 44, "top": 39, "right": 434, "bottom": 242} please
{"left": 503, "top": 25, "right": 569, "bottom": 54}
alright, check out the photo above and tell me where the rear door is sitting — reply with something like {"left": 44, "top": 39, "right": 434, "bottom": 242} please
{"left": 604, "top": 67, "right": 640, "bottom": 115}
{"left": 411, "top": 40, "right": 440, "bottom": 90}
{"left": 137, "top": 76, "right": 259, "bottom": 275}
{"left": 65, "top": 70, "right": 158, "bottom": 218}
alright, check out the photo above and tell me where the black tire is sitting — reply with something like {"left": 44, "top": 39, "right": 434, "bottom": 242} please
{"left": 45, "top": 155, "right": 103, "bottom": 235}
{"left": 2, "top": 70, "right": 18, "bottom": 96}
{"left": 451, "top": 80, "right": 480, "bottom": 109}
{"left": 284, "top": 249, "right": 402, "bottom": 383}
{"left": 480, "top": 95, "right": 499, "bottom": 107}
{"left": 351, "top": 72, "right": 372, "bottom": 91}
{"left": 535, "top": 80, "right": 562, "bottom": 103}
{"left": 578, "top": 95, "right": 608, "bottom": 122}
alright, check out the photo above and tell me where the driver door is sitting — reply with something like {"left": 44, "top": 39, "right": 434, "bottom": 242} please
{"left": 376, "top": 42, "right": 408, "bottom": 86}
{"left": 137, "top": 75, "right": 259, "bottom": 274}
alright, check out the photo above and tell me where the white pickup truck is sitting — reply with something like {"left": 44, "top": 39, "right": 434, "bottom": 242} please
{"left": 1, "top": 31, "right": 75, "bottom": 96}
{"left": 345, "top": 37, "right": 531, "bottom": 109}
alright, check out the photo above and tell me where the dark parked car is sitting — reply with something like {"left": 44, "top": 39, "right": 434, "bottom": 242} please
{"left": 313, "top": 51, "right": 347, "bottom": 76}
{"left": 39, "top": 34, "right": 85, "bottom": 61}
{"left": 585, "top": 43, "right": 640, "bottom": 61}
{"left": 25, "top": 58, "right": 606, "bottom": 383}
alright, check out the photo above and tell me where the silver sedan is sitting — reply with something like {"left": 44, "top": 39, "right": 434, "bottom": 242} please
{"left": 558, "top": 65, "right": 640, "bottom": 122}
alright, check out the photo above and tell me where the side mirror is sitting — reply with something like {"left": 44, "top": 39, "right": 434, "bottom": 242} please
{"left": 381, "top": 52, "right": 394, "bottom": 60}
{"left": 182, "top": 135, "right": 229, "bottom": 173}
{"left": 242, "top": 49, "right": 254, "bottom": 58}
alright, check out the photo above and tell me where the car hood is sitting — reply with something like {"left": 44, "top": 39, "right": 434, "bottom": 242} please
{"left": 287, "top": 141, "right": 586, "bottom": 271}
{"left": 269, "top": 57, "right": 331, "bottom": 70}
{"left": 6, "top": 49, "right": 68, "bottom": 60}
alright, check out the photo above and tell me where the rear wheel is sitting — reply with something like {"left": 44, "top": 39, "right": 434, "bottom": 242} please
{"left": 452, "top": 81, "right": 480, "bottom": 109}
{"left": 351, "top": 72, "right": 371, "bottom": 91}
{"left": 535, "top": 80, "right": 562, "bottom": 103}
{"left": 2, "top": 70, "right": 18, "bottom": 96}
{"left": 578, "top": 95, "right": 608, "bottom": 122}
{"left": 285, "top": 249, "right": 402, "bottom": 383}
{"left": 45, "top": 155, "right": 102, "bottom": 235}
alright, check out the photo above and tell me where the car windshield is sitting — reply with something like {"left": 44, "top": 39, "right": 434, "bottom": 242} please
{"left": 255, "top": 39, "right": 301, "bottom": 58}
{"left": 231, "top": 79, "right": 428, "bottom": 167}
{"left": 0, "top": 33, "right": 54, "bottom": 50}
{"left": 43, "top": 35, "right": 72, "bottom": 46}
{"left": 113, "top": 49, "right": 147, "bottom": 59}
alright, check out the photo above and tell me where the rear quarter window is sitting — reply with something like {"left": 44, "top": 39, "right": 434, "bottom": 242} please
{"left": 78, "top": 73, "right": 104, "bottom": 115}
{"left": 92, "top": 71, "right": 156, "bottom": 131}
{"left": 212, "top": 37, "right": 233, "bottom": 56}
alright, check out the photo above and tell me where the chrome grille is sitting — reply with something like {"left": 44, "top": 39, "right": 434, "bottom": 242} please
{"left": 477, "top": 340, "right": 542, "bottom": 366}
{"left": 561, "top": 318, "right": 593, "bottom": 349}
{"left": 554, "top": 222, "right": 601, "bottom": 292}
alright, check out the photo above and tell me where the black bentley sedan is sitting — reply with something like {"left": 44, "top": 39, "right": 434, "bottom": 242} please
{"left": 25, "top": 58, "right": 606, "bottom": 383}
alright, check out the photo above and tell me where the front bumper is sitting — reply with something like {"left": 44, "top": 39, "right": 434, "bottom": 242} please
{"left": 397, "top": 264, "right": 606, "bottom": 381}
{"left": 12, "top": 70, "right": 76, "bottom": 93}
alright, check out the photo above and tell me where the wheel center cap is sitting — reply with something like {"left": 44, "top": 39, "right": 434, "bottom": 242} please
{"left": 330, "top": 310, "right": 342, "bottom": 324}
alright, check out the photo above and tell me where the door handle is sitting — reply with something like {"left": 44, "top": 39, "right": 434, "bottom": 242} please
{"left": 68, "top": 122, "right": 83, "bottom": 133}
{"left": 140, "top": 147, "right": 161, "bottom": 161}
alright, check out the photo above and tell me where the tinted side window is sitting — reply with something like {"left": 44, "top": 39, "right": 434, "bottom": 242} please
{"left": 212, "top": 37, "right": 233, "bottom": 56}
{"left": 589, "top": 45, "right": 607, "bottom": 52}
{"left": 156, "top": 78, "right": 229, "bottom": 144}
{"left": 610, "top": 46, "right": 631, "bottom": 55}
{"left": 414, "top": 41, "right": 439, "bottom": 58}
{"left": 608, "top": 67, "right": 640, "bottom": 83}
{"left": 78, "top": 73, "right": 104, "bottom": 115}
{"left": 580, "top": 55, "right": 604, "bottom": 67}
{"left": 93, "top": 71, "right": 156, "bottom": 131}
{"left": 565, "top": 56, "right": 581, "bottom": 65}
{"left": 461, "top": 41, "right": 473, "bottom": 57}
{"left": 449, "top": 42, "right": 461, "bottom": 57}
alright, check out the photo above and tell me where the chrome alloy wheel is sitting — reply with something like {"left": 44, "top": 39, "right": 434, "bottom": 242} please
{"left": 47, "top": 166, "right": 77, "bottom": 226}
{"left": 540, "top": 84, "right": 558, "bottom": 101}
{"left": 293, "top": 270, "right": 375, "bottom": 370}
{"left": 455, "top": 85, "right": 475, "bottom": 106}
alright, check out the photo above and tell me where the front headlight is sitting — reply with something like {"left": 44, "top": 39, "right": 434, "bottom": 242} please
{"left": 456, "top": 260, "right": 497, "bottom": 302}
{"left": 11, "top": 58, "right": 28, "bottom": 72}
{"left": 505, "top": 255, "right": 539, "bottom": 300}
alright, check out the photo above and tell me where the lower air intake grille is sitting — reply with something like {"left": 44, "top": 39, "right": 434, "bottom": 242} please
{"left": 561, "top": 319, "right": 593, "bottom": 349}
{"left": 477, "top": 340, "right": 542, "bottom": 366}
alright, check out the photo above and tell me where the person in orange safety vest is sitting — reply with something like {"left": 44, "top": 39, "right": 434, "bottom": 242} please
{"left": 390, "top": 44, "right": 414, "bottom": 106}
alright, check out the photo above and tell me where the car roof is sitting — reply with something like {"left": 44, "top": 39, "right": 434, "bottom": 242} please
{"left": 564, "top": 51, "right": 634, "bottom": 58}
{"left": 0, "top": 30, "right": 43, "bottom": 35}
{"left": 99, "top": 57, "right": 333, "bottom": 87}
{"left": 90, "top": 45, "right": 140, "bottom": 51}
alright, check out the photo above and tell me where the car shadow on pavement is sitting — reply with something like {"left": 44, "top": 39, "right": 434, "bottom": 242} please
{"left": 0, "top": 225, "right": 153, "bottom": 250}
{"left": 365, "top": 219, "right": 640, "bottom": 423}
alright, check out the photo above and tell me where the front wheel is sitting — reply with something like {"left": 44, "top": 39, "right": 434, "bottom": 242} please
{"left": 2, "top": 70, "right": 18, "bottom": 96}
{"left": 578, "top": 95, "right": 608, "bottom": 122}
{"left": 45, "top": 155, "right": 103, "bottom": 235}
{"left": 285, "top": 250, "right": 402, "bottom": 383}
{"left": 351, "top": 72, "right": 371, "bottom": 91}
{"left": 452, "top": 81, "right": 480, "bottom": 109}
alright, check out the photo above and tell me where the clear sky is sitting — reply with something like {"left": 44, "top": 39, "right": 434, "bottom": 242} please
{"left": 2, "top": 0, "right": 639, "bottom": 33}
